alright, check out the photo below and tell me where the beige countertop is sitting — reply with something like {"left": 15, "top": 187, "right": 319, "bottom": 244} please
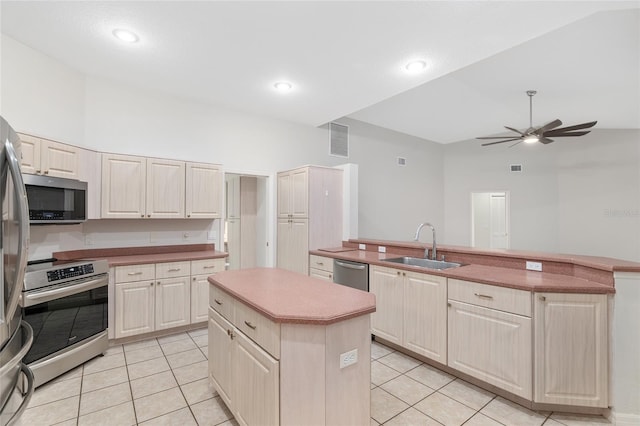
{"left": 53, "top": 243, "right": 228, "bottom": 267}
{"left": 208, "top": 267, "right": 376, "bottom": 325}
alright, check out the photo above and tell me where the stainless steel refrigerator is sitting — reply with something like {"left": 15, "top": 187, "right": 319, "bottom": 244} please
{"left": 0, "top": 116, "right": 34, "bottom": 425}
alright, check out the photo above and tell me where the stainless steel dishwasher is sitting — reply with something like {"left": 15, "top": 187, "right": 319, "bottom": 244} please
{"left": 333, "top": 259, "right": 369, "bottom": 291}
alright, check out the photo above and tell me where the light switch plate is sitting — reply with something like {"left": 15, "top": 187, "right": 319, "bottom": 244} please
{"left": 526, "top": 261, "right": 542, "bottom": 272}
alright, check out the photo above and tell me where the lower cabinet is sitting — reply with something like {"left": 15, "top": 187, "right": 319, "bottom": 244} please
{"left": 308, "top": 254, "right": 333, "bottom": 281}
{"left": 369, "top": 265, "right": 447, "bottom": 363}
{"left": 114, "top": 258, "right": 225, "bottom": 339}
{"left": 208, "top": 309, "right": 235, "bottom": 408}
{"left": 534, "top": 292, "right": 608, "bottom": 408}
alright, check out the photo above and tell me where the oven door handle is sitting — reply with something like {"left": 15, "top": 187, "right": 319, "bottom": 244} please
{"left": 22, "top": 275, "right": 108, "bottom": 307}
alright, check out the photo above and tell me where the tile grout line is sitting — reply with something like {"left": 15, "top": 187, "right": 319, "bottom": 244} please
{"left": 122, "top": 340, "right": 142, "bottom": 426}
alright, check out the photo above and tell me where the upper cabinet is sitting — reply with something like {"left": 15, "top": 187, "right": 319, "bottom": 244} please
{"left": 277, "top": 167, "right": 309, "bottom": 218}
{"left": 18, "top": 133, "right": 79, "bottom": 179}
{"left": 102, "top": 154, "right": 221, "bottom": 219}
{"left": 186, "top": 162, "right": 222, "bottom": 219}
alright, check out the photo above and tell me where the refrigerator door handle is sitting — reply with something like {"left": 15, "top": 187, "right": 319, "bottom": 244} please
{"left": 4, "top": 363, "right": 34, "bottom": 426}
{"left": 3, "top": 139, "right": 29, "bottom": 322}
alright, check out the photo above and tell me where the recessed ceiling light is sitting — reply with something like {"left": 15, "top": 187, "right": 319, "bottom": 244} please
{"left": 405, "top": 60, "right": 427, "bottom": 73}
{"left": 112, "top": 29, "right": 139, "bottom": 43}
{"left": 274, "top": 81, "right": 293, "bottom": 92}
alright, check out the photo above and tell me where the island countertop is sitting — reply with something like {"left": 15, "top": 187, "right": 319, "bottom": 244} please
{"left": 208, "top": 267, "right": 376, "bottom": 325}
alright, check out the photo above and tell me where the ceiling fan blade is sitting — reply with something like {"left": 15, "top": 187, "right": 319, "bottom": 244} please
{"left": 540, "top": 137, "right": 554, "bottom": 144}
{"left": 508, "top": 140, "right": 523, "bottom": 148}
{"left": 481, "top": 138, "right": 522, "bottom": 146}
{"left": 504, "top": 126, "right": 525, "bottom": 135}
{"left": 545, "top": 121, "right": 597, "bottom": 134}
{"left": 476, "top": 136, "right": 522, "bottom": 140}
{"left": 534, "top": 119, "right": 563, "bottom": 134}
{"left": 544, "top": 130, "right": 591, "bottom": 137}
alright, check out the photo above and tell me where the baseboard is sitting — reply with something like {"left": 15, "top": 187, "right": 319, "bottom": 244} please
{"left": 610, "top": 411, "right": 640, "bottom": 426}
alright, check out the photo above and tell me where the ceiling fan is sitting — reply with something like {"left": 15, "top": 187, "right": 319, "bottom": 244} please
{"left": 477, "top": 90, "right": 597, "bottom": 147}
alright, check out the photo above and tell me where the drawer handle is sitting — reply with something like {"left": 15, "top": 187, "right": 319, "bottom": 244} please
{"left": 214, "top": 299, "right": 223, "bottom": 305}
{"left": 316, "top": 262, "right": 324, "bottom": 266}
{"left": 203, "top": 266, "right": 216, "bottom": 269}
{"left": 168, "top": 268, "right": 181, "bottom": 272}
{"left": 128, "top": 272, "right": 143, "bottom": 276}
{"left": 244, "top": 321, "right": 257, "bottom": 330}
{"left": 474, "top": 293, "right": 494, "bottom": 300}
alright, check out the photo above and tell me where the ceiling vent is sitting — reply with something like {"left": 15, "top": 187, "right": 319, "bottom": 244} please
{"left": 329, "top": 122, "right": 349, "bottom": 158}
{"left": 510, "top": 164, "right": 523, "bottom": 172}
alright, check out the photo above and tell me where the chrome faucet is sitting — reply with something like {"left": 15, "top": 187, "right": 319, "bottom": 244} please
{"left": 414, "top": 222, "right": 436, "bottom": 260}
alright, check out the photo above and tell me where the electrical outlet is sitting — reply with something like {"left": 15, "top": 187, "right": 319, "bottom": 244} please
{"left": 339, "top": 349, "right": 358, "bottom": 369}
{"left": 526, "top": 261, "right": 542, "bottom": 272}
{"left": 378, "top": 246, "right": 386, "bottom": 253}
{"left": 85, "top": 234, "right": 93, "bottom": 246}
{"left": 358, "top": 244, "right": 366, "bottom": 250}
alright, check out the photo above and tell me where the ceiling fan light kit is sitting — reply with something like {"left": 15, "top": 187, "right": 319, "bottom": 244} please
{"left": 477, "top": 90, "right": 597, "bottom": 147}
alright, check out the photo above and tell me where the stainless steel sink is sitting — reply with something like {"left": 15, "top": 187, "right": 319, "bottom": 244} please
{"left": 382, "top": 256, "right": 462, "bottom": 270}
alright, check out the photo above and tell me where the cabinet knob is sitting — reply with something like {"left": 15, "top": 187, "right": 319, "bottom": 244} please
{"left": 397, "top": 271, "right": 400, "bottom": 276}
{"left": 215, "top": 299, "right": 223, "bottom": 306}
{"left": 44, "top": 170, "right": 49, "bottom": 175}
{"left": 157, "top": 281, "right": 161, "bottom": 285}
{"left": 402, "top": 272, "right": 406, "bottom": 276}
{"left": 150, "top": 282, "right": 153, "bottom": 286}
{"left": 187, "top": 214, "right": 191, "bottom": 218}
{"left": 193, "top": 277, "right": 197, "bottom": 281}
{"left": 147, "top": 214, "right": 151, "bottom": 218}
{"left": 447, "top": 302, "right": 451, "bottom": 307}
{"left": 36, "top": 170, "right": 41, "bottom": 174}
{"left": 141, "top": 214, "right": 145, "bottom": 218}
{"left": 539, "top": 296, "right": 547, "bottom": 301}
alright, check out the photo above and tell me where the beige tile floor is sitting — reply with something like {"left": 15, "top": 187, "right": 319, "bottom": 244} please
{"left": 16, "top": 329, "right": 612, "bottom": 425}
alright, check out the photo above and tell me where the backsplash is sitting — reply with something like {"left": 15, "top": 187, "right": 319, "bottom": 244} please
{"left": 29, "top": 219, "right": 219, "bottom": 260}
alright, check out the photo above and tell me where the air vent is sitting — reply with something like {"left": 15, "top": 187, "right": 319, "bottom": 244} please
{"left": 329, "top": 122, "right": 349, "bottom": 158}
{"left": 510, "top": 164, "right": 522, "bottom": 172}
{"left": 397, "top": 157, "right": 406, "bottom": 166}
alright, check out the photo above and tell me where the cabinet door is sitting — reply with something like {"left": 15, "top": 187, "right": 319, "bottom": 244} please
{"left": 234, "top": 330, "right": 279, "bottom": 426}
{"left": 226, "top": 174, "right": 241, "bottom": 219}
{"left": 448, "top": 300, "right": 532, "bottom": 399}
{"left": 17, "top": 133, "right": 40, "bottom": 175}
{"left": 155, "top": 277, "right": 191, "bottom": 330}
{"left": 534, "top": 293, "right": 608, "bottom": 407}
{"left": 369, "top": 266, "right": 403, "bottom": 345}
{"left": 404, "top": 272, "right": 447, "bottom": 363}
{"left": 40, "top": 140, "right": 79, "bottom": 179}
{"left": 290, "top": 168, "right": 308, "bottom": 218}
{"left": 227, "top": 217, "right": 242, "bottom": 270}
{"left": 186, "top": 162, "right": 221, "bottom": 219}
{"left": 146, "top": 158, "right": 185, "bottom": 218}
{"left": 309, "top": 268, "right": 332, "bottom": 281}
{"left": 277, "top": 218, "right": 308, "bottom": 274}
{"left": 191, "top": 274, "right": 210, "bottom": 323}
{"left": 115, "top": 281, "right": 155, "bottom": 338}
{"left": 277, "top": 172, "right": 291, "bottom": 218}
{"left": 102, "top": 154, "right": 146, "bottom": 218}
{"left": 209, "top": 308, "right": 234, "bottom": 409}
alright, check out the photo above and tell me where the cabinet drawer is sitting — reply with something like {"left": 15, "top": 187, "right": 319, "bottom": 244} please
{"left": 191, "top": 258, "right": 225, "bottom": 275}
{"left": 209, "top": 284, "right": 234, "bottom": 320}
{"left": 115, "top": 264, "right": 156, "bottom": 283}
{"left": 156, "top": 261, "right": 190, "bottom": 279}
{"left": 448, "top": 279, "right": 532, "bottom": 317}
{"left": 309, "top": 255, "right": 333, "bottom": 273}
{"left": 234, "top": 300, "right": 281, "bottom": 359}
{"left": 309, "top": 268, "right": 333, "bottom": 281}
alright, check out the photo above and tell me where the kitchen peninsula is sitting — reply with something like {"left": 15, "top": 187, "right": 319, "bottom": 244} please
{"left": 207, "top": 268, "right": 376, "bottom": 426}
{"left": 310, "top": 239, "right": 640, "bottom": 422}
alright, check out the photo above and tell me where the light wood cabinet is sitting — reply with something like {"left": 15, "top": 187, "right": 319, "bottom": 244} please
{"left": 101, "top": 153, "right": 147, "bottom": 218}
{"left": 191, "top": 258, "right": 226, "bottom": 323}
{"left": 114, "top": 280, "right": 155, "bottom": 338}
{"left": 102, "top": 154, "right": 221, "bottom": 219}
{"left": 309, "top": 254, "right": 333, "bottom": 281}
{"left": 447, "top": 279, "right": 532, "bottom": 399}
{"left": 147, "top": 158, "right": 185, "bottom": 219}
{"left": 155, "top": 260, "right": 191, "bottom": 330}
{"left": 186, "top": 162, "right": 222, "bottom": 219}
{"left": 276, "top": 218, "right": 309, "bottom": 275}
{"left": 276, "top": 166, "right": 342, "bottom": 275}
{"left": 370, "top": 265, "right": 447, "bottom": 363}
{"left": 18, "top": 133, "right": 79, "bottom": 179}
{"left": 534, "top": 293, "right": 608, "bottom": 408}
{"left": 208, "top": 308, "right": 235, "bottom": 408}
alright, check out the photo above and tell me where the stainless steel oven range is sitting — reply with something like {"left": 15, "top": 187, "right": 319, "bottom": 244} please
{"left": 21, "top": 259, "right": 109, "bottom": 387}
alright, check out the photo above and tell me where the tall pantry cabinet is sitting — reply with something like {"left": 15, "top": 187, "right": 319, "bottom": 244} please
{"left": 276, "top": 166, "right": 343, "bottom": 275}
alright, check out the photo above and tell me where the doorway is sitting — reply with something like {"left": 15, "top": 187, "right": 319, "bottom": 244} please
{"left": 224, "top": 173, "right": 269, "bottom": 269}
{"left": 471, "top": 191, "right": 510, "bottom": 249}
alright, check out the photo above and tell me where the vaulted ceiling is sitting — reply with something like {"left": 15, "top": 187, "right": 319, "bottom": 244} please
{"left": 1, "top": 1, "right": 638, "bottom": 144}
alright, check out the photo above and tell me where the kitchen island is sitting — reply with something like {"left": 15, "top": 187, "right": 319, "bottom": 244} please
{"left": 207, "top": 267, "right": 376, "bottom": 426}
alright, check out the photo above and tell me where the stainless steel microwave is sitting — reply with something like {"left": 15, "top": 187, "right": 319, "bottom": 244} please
{"left": 23, "top": 174, "right": 87, "bottom": 224}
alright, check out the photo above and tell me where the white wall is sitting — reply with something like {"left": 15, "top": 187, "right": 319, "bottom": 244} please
{"left": 1, "top": 35, "right": 445, "bottom": 257}
{"left": 444, "top": 129, "right": 640, "bottom": 261}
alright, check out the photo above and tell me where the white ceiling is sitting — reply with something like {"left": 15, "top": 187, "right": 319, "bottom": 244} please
{"left": 1, "top": 1, "right": 639, "bottom": 144}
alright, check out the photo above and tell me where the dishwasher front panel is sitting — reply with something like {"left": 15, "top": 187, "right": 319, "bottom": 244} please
{"left": 333, "top": 259, "right": 369, "bottom": 292}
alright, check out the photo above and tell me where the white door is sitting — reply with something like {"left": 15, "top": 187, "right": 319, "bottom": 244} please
{"left": 471, "top": 191, "right": 509, "bottom": 249}
{"left": 489, "top": 193, "right": 508, "bottom": 248}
